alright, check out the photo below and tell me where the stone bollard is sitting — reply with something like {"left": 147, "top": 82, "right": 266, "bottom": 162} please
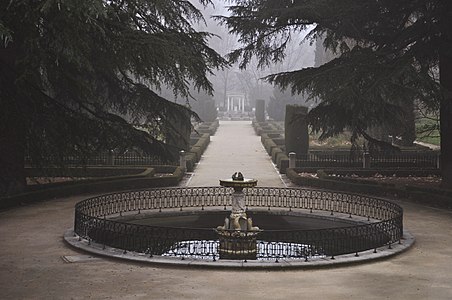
{"left": 363, "top": 152, "right": 371, "bottom": 169}
{"left": 179, "top": 150, "right": 186, "bottom": 171}
{"left": 289, "top": 152, "right": 296, "bottom": 169}
{"left": 436, "top": 153, "right": 441, "bottom": 169}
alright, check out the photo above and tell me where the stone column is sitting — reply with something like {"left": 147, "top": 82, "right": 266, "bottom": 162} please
{"left": 179, "top": 150, "right": 186, "bottom": 170}
{"left": 363, "top": 152, "right": 371, "bottom": 169}
{"left": 255, "top": 99, "right": 265, "bottom": 122}
{"left": 231, "top": 189, "right": 246, "bottom": 216}
{"left": 285, "top": 105, "right": 309, "bottom": 156}
{"left": 289, "top": 152, "right": 296, "bottom": 169}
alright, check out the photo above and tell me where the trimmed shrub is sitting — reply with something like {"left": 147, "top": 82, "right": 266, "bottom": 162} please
{"left": 0, "top": 166, "right": 185, "bottom": 210}
{"left": 286, "top": 168, "right": 452, "bottom": 209}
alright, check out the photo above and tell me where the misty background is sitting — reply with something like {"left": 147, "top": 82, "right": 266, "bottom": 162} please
{"left": 159, "top": 0, "right": 317, "bottom": 120}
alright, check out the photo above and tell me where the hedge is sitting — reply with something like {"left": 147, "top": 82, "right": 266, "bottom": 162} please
{"left": 254, "top": 121, "right": 289, "bottom": 173}
{"left": 1, "top": 120, "right": 220, "bottom": 210}
{"left": 0, "top": 166, "right": 185, "bottom": 211}
{"left": 286, "top": 168, "right": 452, "bottom": 209}
{"left": 187, "top": 133, "right": 211, "bottom": 170}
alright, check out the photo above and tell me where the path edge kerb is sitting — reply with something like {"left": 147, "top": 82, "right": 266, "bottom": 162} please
{"left": 64, "top": 229, "right": 415, "bottom": 270}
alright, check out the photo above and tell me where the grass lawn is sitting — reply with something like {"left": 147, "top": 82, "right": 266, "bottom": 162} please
{"left": 416, "top": 116, "right": 440, "bottom": 146}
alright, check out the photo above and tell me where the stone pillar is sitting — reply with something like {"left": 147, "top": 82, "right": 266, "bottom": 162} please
{"left": 289, "top": 152, "right": 296, "bottom": 169}
{"left": 179, "top": 150, "right": 186, "bottom": 170}
{"left": 231, "top": 189, "right": 246, "bottom": 216}
{"left": 285, "top": 105, "right": 309, "bottom": 156}
{"left": 167, "top": 108, "right": 191, "bottom": 155}
{"left": 363, "top": 152, "right": 371, "bottom": 169}
{"left": 255, "top": 99, "right": 265, "bottom": 122}
{"left": 227, "top": 97, "right": 230, "bottom": 111}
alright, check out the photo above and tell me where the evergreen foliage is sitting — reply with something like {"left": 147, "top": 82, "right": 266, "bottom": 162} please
{"left": 0, "top": 0, "right": 226, "bottom": 195}
{"left": 267, "top": 87, "right": 308, "bottom": 121}
{"left": 219, "top": 0, "right": 452, "bottom": 186}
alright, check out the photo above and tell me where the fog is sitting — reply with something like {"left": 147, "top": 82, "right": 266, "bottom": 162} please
{"left": 199, "top": 1, "right": 316, "bottom": 109}
{"left": 162, "top": 1, "right": 316, "bottom": 112}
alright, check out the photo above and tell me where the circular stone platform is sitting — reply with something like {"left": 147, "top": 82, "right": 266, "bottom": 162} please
{"left": 64, "top": 229, "right": 414, "bottom": 269}
{"left": 65, "top": 185, "right": 414, "bottom": 269}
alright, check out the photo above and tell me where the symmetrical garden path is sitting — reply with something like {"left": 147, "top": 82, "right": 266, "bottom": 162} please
{"left": 187, "top": 120, "right": 285, "bottom": 187}
{"left": 0, "top": 120, "right": 452, "bottom": 299}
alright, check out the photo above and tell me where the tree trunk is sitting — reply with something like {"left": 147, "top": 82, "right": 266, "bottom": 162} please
{"left": 439, "top": 53, "right": 452, "bottom": 188}
{"left": 439, "top": 5, "right": 452, "bottom": 189}
{"left": 0, "top": 45, "right": 27, "bottom": 196}
{"left": 223, "top": 70, "right": 229, "bottom": 110}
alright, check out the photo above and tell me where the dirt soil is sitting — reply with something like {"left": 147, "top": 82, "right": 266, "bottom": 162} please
{"left": 297, "top": 173, "right": 442, "bottom": 188}
{"left": 352, "top": 175, "right": 441, "bottom": 188}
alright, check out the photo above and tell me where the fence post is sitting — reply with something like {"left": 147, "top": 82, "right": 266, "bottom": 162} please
{"left": 289, "top": 152, "right": 296, "bottom": 169}
{"left": 437, "top": 153, "right": 441, "bottom": 169}
{"left": 363, "top": 152, "right": 371, "bottom": 169}
{"left": 179, "top": 150, "right": 186, "bottom": 171}
{"left": 107, "top": 150, "right": 115, "bottom": 166}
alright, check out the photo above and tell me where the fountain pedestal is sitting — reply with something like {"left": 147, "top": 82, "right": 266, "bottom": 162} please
{"left": 217, "top": 173, "right": 260, "bottom": 260}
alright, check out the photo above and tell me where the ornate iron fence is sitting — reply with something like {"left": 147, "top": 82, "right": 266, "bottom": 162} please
{"left": 295, "top": 151, "right": 439, "bottom": 169}
{"left": 26, "top": 151, "right": 178, "bottom": 167}
{"left": 74, "top": 187, "right": 403, "bottom": 261}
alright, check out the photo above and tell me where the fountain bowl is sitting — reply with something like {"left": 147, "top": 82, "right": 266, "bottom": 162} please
{"left": 219, "top": 178, "right": 257, "bottom": 189}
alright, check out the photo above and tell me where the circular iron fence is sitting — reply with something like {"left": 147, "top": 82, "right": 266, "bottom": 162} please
{"left": 74, "top": 187, "right": 403, "bottom": 260}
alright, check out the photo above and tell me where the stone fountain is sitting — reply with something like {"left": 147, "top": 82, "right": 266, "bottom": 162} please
{"left": 216, "top": 172, "right": 261, "bottom": 260}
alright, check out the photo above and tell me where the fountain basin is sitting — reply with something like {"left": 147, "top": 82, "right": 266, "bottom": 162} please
{"left": 69, "top": 186, "right": 405, "bottom": 263}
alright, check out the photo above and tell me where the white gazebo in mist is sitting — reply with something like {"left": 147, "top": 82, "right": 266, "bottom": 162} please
{"left": 226, "top": 93, "right": 246, "bottom": 112}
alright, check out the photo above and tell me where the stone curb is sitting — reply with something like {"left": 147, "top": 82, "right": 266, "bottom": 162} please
{"left": 64, "top": 229, "right": 415, "bottom": 270}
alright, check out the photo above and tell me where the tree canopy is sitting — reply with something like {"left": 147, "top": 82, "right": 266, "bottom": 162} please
{"left": 220, "top": 0, "right": 452, "bottom": 186}
{"left": 0, "top": 0, "right": 226, "bottom": 195}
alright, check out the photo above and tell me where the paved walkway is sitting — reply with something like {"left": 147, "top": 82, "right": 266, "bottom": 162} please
{"left": 187, "top": 121, "right": 284, "bottom": 187}
{"left": 0, "top": 121, "right": 452, "bottom": 299}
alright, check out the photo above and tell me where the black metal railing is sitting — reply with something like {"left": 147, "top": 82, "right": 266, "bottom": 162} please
{"left": 370, "top": 152, "right": 439, "bottom": 168}
{"left": 26, "top": 151, "right": 178, "bottom": 167}
{"left": 296, "top": 151, "right": 439, "bottom": 169}
{"left": 296, "top": 152, "right": 363, "bottom": 168}
{"left": 74, "top": 187, "right": 403, "bottom": 261}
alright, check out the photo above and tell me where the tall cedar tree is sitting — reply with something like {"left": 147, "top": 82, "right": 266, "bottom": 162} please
{"left": 0, "top": 0, "right": 226, "bottom": 195}
{"left": 220, "top": 0, "right": 452, "bottom": 188}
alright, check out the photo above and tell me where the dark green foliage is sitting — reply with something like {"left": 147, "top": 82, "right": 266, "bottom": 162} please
{"left": 220, "top": 0, "right": 452, "bottom": 187}
{"left": 0, "top": 0, "right": 226, "bottom": 194}
{"left": 267, "top": 87, "right": 306, "bottom": 121}
{"left": 189, "top": 90, "right": 218, "bottom": 122}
